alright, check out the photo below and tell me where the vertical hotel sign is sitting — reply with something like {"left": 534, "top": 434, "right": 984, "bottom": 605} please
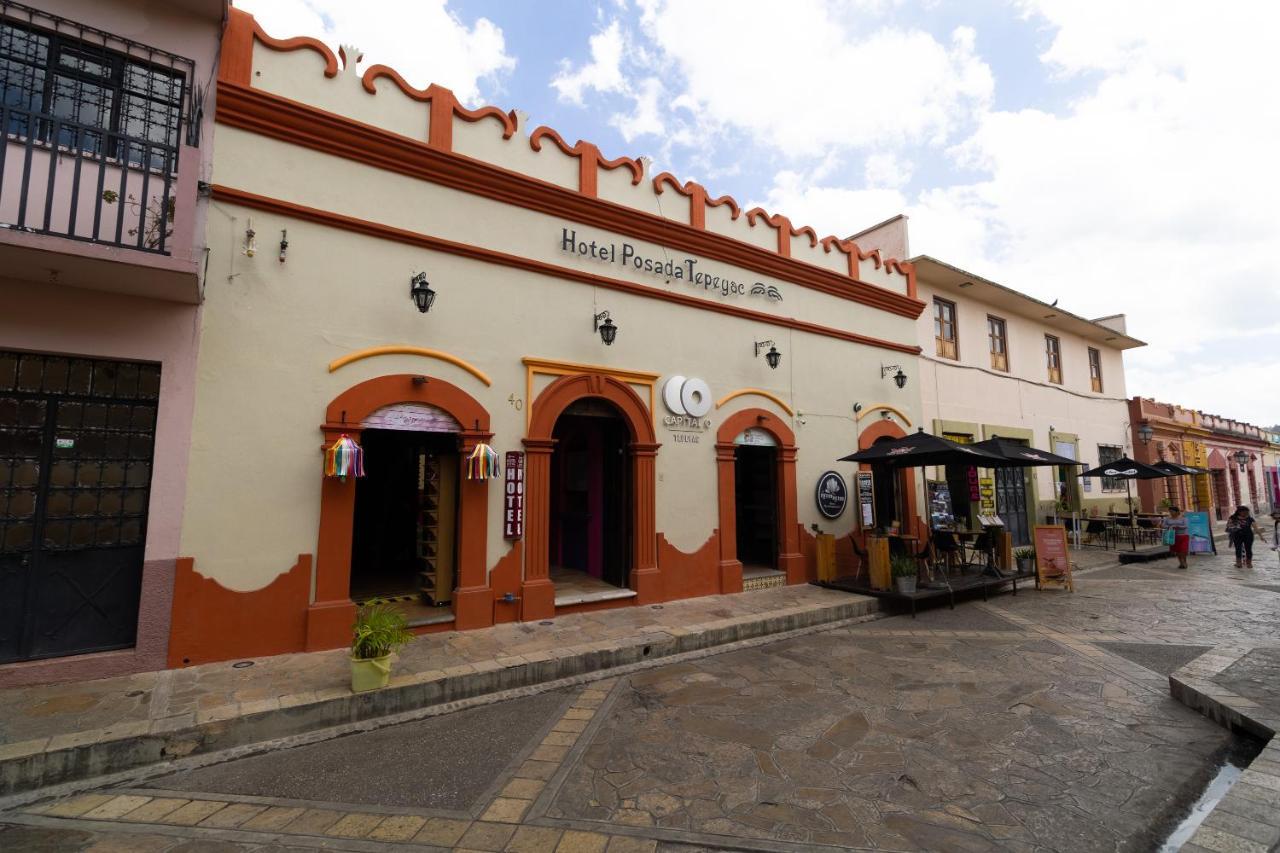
{"left": 504, "top": 451, "right": 524, "bottom": 539}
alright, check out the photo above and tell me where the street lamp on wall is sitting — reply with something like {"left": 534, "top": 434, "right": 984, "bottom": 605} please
{"left": 880, "top": 364, "right": 908, "bottom": 389}
{"left": 1233, "top": 449, "right": 1249, "bottom": 471}
{"left": 409, "top": 272, "right": 436, "bottom": 313}
{"left": 1137, "top": 422, "right": 1154, "bottom": 445}
{"left": 754, "top": 340, "right": 781, "bottom": 369}
{"left": 593, "top": 311, "right": 617, "bottom": 345}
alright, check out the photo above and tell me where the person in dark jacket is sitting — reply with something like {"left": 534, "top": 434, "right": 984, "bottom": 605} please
{"left": 1226, "top": 505, "right": 1266, "bottom": 568}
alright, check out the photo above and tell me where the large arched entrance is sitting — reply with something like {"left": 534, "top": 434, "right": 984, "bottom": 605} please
{"left": 856, "top": 420, "right": 922, "bottom": 540}
{"left": 307, "top": 375, "right": 492, "bottom": 650}
{"left": 524, "top": 373, "right": 659, "bottom": 619}
{"left": 715, "top": 409, "right": 802, "bottom": 591}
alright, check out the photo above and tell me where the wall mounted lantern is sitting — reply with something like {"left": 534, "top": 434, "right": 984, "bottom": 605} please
{"left": 1233, "top": 449, "right": 1249, "bottom": 470}
{"left": 880, "top": 364, "right": 908, "bottom": 389}
{"left": 594, "top": 311, "right": 617, "bottom": 345}
{"left": 410, "top": 272, "right": 436, "bottom": 313}
{"left": 755, "top": 340, "right": 781, "bottom": 369}
{"left": 1137, "top": 422, "right": 1154, "bottom": 445}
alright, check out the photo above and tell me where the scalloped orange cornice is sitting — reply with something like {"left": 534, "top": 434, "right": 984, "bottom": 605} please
{"left": 530, "top": 126, "right": 643, "bottom": 198}
{"left": 217, "top": 8, "right": 916, "bottom": 301}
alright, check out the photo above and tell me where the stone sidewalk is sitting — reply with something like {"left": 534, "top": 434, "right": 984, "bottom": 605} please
{"left": 0, "top": 584, "right": 881, "bottom": 798}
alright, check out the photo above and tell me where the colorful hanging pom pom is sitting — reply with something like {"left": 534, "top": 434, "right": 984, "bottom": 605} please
{"left": 466, "top": 443, "right": 500, "bottom": 480}
{"left": 325, "top": 434, "right": 365, "bottom": 481}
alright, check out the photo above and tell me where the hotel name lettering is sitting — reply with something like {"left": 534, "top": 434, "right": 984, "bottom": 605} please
{"left": 560, "top": 228, "right": 783, "bottom": 302}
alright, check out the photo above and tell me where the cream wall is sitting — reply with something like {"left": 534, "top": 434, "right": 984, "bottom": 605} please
{"left": 914, "top": 280, "right": 1135, "bottom": 511}
{"left": 185, "top": 198, "right": 919, "bottom": 590}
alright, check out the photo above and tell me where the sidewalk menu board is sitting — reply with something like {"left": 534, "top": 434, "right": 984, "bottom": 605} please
{"left": 1184, "top": 511, "right": 1214, "bottom": 554}
{"left": 1033, "top": 524, "right": 1073, "bottom": 590}
{"left": 927, "top": 480, "right": 954, "bottom": 529}
{"left": 855, "top": 471, "right": 875, "bottom": 528}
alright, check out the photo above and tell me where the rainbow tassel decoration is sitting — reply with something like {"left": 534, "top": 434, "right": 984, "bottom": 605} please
{"left": 466, "top": 443, "right": 500, "bottom": 480}
{"left": 325, "top": 434, "right": 366, "bottom": 482}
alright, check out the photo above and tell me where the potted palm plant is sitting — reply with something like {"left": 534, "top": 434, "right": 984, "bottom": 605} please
{"left": 350, "top": 599, "right": 413, "bottom": 693}
{"left": 1014, "top": 547, "right": 1035, "bottom": 575}
{"left": 890, "top": 555, "right": 918, "bottom": 594}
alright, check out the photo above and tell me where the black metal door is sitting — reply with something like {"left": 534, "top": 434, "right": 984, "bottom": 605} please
{"left": 995, "top": 466, "right": 1030, "bottom": 547}
{"left": 0, "top": 351, "right": 159, "bottom": 663}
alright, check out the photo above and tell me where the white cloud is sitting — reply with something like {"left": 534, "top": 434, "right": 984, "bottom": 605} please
{"left": 551, "top": 21, "right": 627, "bottom": 104}
{"left": 635, "top": 0, "right": 992, "bottom": 156}
{"left": 864, "top": 153, "right": 912, "bottom": 188}
{"left": 231, "top": 0, "right": 515, "bottom": 103}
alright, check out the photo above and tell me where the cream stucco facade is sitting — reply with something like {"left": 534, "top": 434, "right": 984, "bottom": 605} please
{"left": 911, "top": 256, "right": 1145, "bottom": 535}
{"left": 164, "top": 10, "right": 927, "bottom": 663}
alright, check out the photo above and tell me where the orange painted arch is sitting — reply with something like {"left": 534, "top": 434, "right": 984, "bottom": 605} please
{"left": 715, "top": 388, "right": 794, "bottom": 416}
{"left": 328, "top": 346, "right": 492, "bottom": 387}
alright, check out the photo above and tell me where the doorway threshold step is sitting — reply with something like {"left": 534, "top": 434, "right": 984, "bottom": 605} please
{"left": 554, "top": 588, "right": 637, "bottom": 608}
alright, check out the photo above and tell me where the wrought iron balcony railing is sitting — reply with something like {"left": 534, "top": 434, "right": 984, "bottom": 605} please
{"left": 1, "top": 103, "right": 179, "bottom": 254}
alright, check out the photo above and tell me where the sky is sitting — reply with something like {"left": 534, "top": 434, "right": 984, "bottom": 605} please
{"left": 233, "top": 0, "right": 1280, "bottom": 428}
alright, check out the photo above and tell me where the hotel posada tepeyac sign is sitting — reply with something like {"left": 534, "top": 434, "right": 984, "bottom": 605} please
{"left": 560, "top": 227, "right": 783, "bottom": 303}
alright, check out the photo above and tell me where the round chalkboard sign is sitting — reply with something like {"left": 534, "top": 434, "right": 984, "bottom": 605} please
{"left": 815, "top": 471, "right": 848, "bottom": 519}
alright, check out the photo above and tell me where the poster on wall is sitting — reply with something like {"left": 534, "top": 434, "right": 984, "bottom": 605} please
{"left": 1184, "top": 511, "right": 1214, "bottom": 554}
{"left": 1033, "top": 524, "right": 1073, "bottom": 590}
{"left": 978, "top": 477, "right": 996, "bottom": 514}
{"left": 815, "top": 471, "right": 848, "bottom": 519}
{"left": 855, "top": 471, "right": 875, "bottom": 528}
{"left": 927, "top": 481, "right": 954, "bottom": 529}
{"left": 503, "top": 451, "right": 524, "bottom": 540}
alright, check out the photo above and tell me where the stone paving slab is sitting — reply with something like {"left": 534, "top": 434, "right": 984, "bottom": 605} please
{"left": 0, "top": 586, "right": 879, "bottom": 797}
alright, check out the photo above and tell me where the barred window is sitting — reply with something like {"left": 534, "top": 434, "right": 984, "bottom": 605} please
{"left": 1098, "top": 444, "right": 1123, "bottom": 491}
{"left": 1, "top": 18, "right": 184, "bottom": 171}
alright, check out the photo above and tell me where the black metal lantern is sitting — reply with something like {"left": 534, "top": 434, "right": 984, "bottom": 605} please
{"left": 1137, "top": 422, "right": 1154, "bottom": 445}
{"left": 594, "top": 311, "right": 617, "bottom": 345}
{"left": 880, "top": 363, "right": 907, "bottom": 389}
{"left": 1233, "top": 449, "right": 1249, "bottom": 470}
{"left": 754, "top": 340, "right": 780, "bottom": 369}
{"left": 410, "top": 272, "right": 436, "bottom": 313}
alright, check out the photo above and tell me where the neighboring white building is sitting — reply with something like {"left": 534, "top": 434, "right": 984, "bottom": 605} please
{"left": 909, "top": 255, "right": 1146, "bottom": 545}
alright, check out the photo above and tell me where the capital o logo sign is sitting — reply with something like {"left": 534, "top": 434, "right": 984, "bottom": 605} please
{"left": 662, "top": 375, "right": 712, "bottom": 418}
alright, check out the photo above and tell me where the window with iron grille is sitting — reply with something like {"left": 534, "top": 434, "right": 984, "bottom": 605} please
{"left": 1, "top": 16, "right": 185, "bottom": 172}
{"left": 1098, "top": 444, "right": 1123, "bottom": 491}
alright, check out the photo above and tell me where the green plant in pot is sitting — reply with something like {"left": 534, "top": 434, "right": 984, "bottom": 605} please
{"left": 890, "top": 555, "right": 918, "bottom": 594}
{"left": 350, "top": 599, "right": 413, "bottom": 693}
{"left": 1013, "top": 546, "right": 1035, "bottom": 574}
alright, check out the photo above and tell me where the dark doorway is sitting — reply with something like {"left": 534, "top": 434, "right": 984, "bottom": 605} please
{"left": 870, "top": 436, "right": 900, "bottom": 531}
{"left": 350, "top": 429, "right": 458, "bottom": 603}
{"left": 1211, "top": 469, "right": 1229, "bottom": 519}
{"left": 0, "top": 350, "right": 159, "bottom": 664}
{"left": 735, "top": 445, "right": 777, "bottom": 569}
{"left": 550, "top": 403, "right": 630, "bottom": 589}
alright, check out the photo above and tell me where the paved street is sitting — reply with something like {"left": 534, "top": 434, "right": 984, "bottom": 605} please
{"left": 3, "top": 546, "right": 1278, "bottom": 852}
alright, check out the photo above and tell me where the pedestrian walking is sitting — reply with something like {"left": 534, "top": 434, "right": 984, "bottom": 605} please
{"left": 1162, "top": 505, "right": 1190, "bottom": 569}
{"left": 1226, "top": 505, "right": 1266, "bottom": 568}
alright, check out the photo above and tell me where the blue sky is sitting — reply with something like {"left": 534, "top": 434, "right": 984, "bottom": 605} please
{"left": 234, "top": 0, "right": 1280, "bottom": 428}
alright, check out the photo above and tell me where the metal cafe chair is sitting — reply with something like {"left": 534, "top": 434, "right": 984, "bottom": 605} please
{"left": 930, "top": 529, "right": 965, "bottom": 576}
{"left": 1084, "top": 518, "right": 1111, "bottom": 549}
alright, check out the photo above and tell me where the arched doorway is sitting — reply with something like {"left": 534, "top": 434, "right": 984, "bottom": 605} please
{"left": 307, "top": 375, "right": 492, "bottom": 650}
{"left": 549, "top": 398, "right": 632, "bottom": 595}
{"left": 524, "top": 373, "right": 659, "bottom": 619}
{"left": 856, "top": 420, "right": 921, "bottom": 541}
{"left": 714, "top": 409, "right": 802, "bottom": 590}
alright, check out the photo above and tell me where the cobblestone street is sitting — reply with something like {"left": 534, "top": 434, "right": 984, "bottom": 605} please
{"left": 3, "top": 546, "right": 1278, "bottom": 852}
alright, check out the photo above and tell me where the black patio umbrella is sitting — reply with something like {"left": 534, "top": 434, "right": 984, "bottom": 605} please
{"left": 838, "top": 428, "right": 1006, "bottom": 469}
{"left": 1151, "top": 461, "right": 1205, "bottom": 476}
{"left": 970, "top": 437, "right": 1085, "bottom": 468}
{"left": 1077, "top": 456, "right": 1171, "bottom": 551}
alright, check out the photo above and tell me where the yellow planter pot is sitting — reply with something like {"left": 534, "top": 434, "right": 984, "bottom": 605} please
{"left": 350, "top": 653, "right": 392, "bottom": 692}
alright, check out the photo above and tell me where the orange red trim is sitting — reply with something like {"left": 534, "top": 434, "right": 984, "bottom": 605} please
{"left": 358, "top": 70, "right": 516, "bottom": 150}
{"left": 213, "top": 81, "right": 924, "bottom": 319}
{"left": 220, "top": 9, "right": 339, "bottom": 86}
{"left": 652, "top": 173, "right": 742, "bottom": 230}
{"left": 530, "top": 127, "right": 643, "bottom": 197}
{"left": 210, "top": 184, "right": 923, "bottom": 357}
{"left": 328, "top": 345, "right": 493, "bottom": 386}
{"left": 714, "top": 388, "right": 794, "bottom": 416}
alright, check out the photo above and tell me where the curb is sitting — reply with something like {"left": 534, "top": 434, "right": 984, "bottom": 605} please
{"left": 0, "top": 595, "right": 879, "bottom": 797}
{"left": 1169, "top": 648, "right": 1280, "bottom": 852}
